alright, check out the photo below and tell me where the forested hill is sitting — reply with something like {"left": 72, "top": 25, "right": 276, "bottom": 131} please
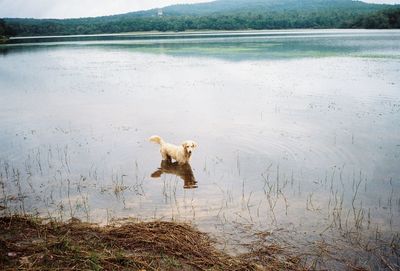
{"left": 155, "top": 0, "right": 394, "bottom": 16}
{"left": 2, "top": 0, "right": 400, "bottom": 37}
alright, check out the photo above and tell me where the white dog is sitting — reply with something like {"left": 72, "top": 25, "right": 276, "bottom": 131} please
{"left": 149, "top": 135, "right": 197, "bottom": 165}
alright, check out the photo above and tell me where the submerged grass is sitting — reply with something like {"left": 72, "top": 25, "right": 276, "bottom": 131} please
{"left": 0, "top": 215, "right": 304, "bottom": 271}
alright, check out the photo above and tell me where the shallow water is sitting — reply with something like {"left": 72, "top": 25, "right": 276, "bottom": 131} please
{"left": 1, "top": 29, "right": 400, "bottom": 269}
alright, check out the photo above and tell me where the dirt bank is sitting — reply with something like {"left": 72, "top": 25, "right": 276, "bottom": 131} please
{"left": 0, "top": 216, "right": 303, "bottom": 270}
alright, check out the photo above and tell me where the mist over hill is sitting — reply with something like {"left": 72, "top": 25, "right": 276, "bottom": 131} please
{"left": 2, "top": 0, "right": 400, "bottom": 37}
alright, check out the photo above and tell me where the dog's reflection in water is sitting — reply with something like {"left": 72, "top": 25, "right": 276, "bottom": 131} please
{"left": 151, "top": 160, "right": 198, "bottom": 189}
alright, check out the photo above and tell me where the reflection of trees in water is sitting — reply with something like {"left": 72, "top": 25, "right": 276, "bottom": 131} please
{"left": 3, "top": 30, "right": 396, "bottom": 60}
{"left": 151, "top": 160, "right": 197, "bottom": 189}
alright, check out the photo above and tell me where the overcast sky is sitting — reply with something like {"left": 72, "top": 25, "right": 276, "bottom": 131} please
{"left": 0, "top": 0, "right": 399, "bottom": 19}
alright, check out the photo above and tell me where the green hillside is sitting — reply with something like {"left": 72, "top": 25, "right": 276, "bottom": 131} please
{"left": 161, "top": 0, "right": 391, "bottom": 15}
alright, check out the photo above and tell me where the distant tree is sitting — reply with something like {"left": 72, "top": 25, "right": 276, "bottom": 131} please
{"left": 0, "top": 19, "right": 15, "bottom": 37}
{"left": 346, "top": 8, "right": 400, "bottom": 28}
{"left": 381, "top": 8, "right": 400, "bottom": 28}
{"left": 0, "top": 19, "right": 6, "bottom": 36}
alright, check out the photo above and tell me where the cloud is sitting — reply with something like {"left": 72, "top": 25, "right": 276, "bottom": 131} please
{"left": 0, "top": 0, "right": 212, "bottom": 19}
{"left": 0, "top": 0, "right": 399, "bottom": 19}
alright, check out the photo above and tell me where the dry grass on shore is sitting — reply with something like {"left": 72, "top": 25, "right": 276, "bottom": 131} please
{"left": 0, "top": 215, "right": 303, "bottom": 271}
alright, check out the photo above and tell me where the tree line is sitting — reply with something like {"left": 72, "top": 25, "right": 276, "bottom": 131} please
{"left": 2, "top": 8, "right": 400, "bottom": 37}
{"left": 0, "top": 19, "right": 15, "bottom": 37}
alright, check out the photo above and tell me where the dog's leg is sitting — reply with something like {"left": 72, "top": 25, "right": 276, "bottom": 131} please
{"left": 161, "top": 150, "right": 168, "bottom": 160}
{"left": 161, "top": 150, "right": 172, "bottom": 161}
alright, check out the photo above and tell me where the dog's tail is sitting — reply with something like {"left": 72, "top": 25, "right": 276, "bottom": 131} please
{"left": 149, "top": 135, "right": 165, "bottom": 145}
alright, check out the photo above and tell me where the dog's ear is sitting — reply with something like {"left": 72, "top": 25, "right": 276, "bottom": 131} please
{"left": 182, "top": 141, "right": 197, "bottom": 148}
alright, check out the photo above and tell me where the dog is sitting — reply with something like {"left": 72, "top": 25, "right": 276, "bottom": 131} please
{"left": 149, "top": 135, "right": 197, "bottom": 165}
{"left": 151, "top": 160, "right": 197, "bottom": 189}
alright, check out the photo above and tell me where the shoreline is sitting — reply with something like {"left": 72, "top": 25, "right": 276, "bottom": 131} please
{"left": 0, "top": 215, "right": 302, "bottom": 270}
{"left": 0, "top": 36, "right": 8, "bottom": 44}
{"left": 7, "top": 28, "right": 400, "bottom": 40}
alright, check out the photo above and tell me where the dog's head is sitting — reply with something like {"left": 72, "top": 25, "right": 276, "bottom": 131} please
{"left": 182, "top": 140, "right": 198, "bottom": 157}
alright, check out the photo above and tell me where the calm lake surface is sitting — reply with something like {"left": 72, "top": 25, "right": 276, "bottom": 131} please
{"left": 1, "top": 29, "right": 399, "bottom": 269}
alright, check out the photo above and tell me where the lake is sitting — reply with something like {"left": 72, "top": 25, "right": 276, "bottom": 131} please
{"left": 1, "top": 29, "right": 399, "bottom": 269}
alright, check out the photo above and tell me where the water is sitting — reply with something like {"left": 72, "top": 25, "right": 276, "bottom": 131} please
{"left": 1, "top": 29, "right": 399, "bottom": 269}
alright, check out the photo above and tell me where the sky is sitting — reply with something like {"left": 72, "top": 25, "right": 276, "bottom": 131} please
{"left": 0, "top": 0, "right": 399, "bottom": 19}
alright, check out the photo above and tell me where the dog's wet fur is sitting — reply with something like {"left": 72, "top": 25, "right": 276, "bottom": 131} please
{"left": 149, "top": 135, "right": 197, "bottom": 165}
